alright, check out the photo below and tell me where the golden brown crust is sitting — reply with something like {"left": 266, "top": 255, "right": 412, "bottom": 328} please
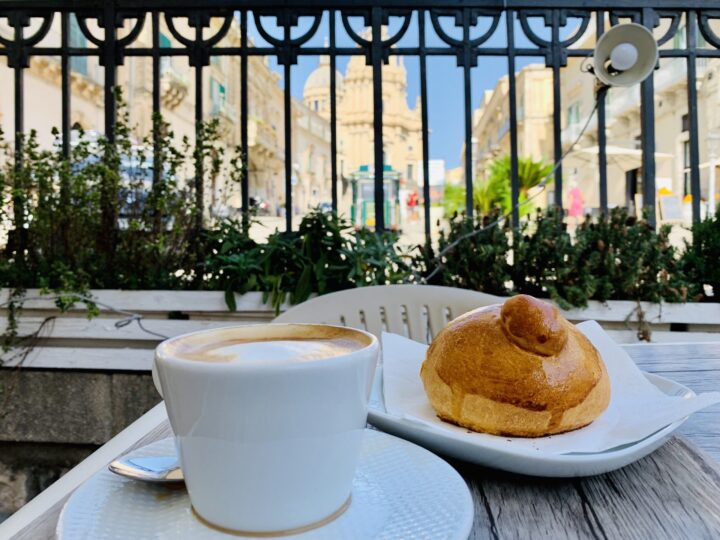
{"left": 419, "top": 295, "right": 611, "bottom": 437}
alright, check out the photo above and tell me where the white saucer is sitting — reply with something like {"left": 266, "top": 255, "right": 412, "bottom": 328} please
{"left": 368, "top": 367, "right": 693, "bottom": 477}
{"left": 56, "top": 429, "right": 473, "bottom": 540}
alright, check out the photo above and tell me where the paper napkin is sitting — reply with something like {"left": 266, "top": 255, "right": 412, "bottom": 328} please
{"left": 381, "top": 321, "right": 720, "bottom": 455}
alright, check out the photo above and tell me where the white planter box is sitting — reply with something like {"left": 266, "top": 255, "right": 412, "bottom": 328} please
{"left": 1, "top": 289, "right": 719, "bottom": 371}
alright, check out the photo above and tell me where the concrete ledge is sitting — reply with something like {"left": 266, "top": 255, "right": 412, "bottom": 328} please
{"left": 0, "top": 369, "right": 160, "bottom": 515}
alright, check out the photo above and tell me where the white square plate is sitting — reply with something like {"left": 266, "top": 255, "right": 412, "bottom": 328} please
{"left": 368, "top": 367, "right": 692, "bottom": 477}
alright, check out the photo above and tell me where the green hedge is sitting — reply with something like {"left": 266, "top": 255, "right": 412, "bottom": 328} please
{"left": 426, "top": 207, "right": 713, "bottom": 310}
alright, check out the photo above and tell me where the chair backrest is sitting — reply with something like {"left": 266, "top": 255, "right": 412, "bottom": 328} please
{"left": 274, "top": 284, "right": 502, "bottom": 343}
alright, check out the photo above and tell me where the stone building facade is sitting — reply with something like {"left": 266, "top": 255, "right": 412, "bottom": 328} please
{"left": 303, "top": 53, "right": 424, "bottom": 216}
{"left": 0, "top": 16, "right": 333, "bottom": 221}
{"left": 464, "top": 64, "right": 554, "bottom": 187}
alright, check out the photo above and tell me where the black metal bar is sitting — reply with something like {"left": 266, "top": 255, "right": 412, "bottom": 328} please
{"left": 15, "top": 43, "right": 720, "bottom": 59}
{"left": 596, "top": 12, "right": 608, "bottom": 213}
{"left": 551, "top": 10, "right": 562, "bottom": 210}
{"left": 371, "top": 6, "right": 385, "bottom": 231}
{"left": 103, "top": 5, "right": 117, "bottom": 143}
{"left": 463, "top": 63, "right": 473, "bottom": 217}
{"left": 61, "top": 12, "right": 70, "bottom": 158}
{"left": 0, "top": 1, "right": 715, "bottom": 11}
{"left": 284, "top": 60, "right": 292, "bottom": 231}
{"left": 686, "top": 10, "right": 701, "bottom": 223}
{"left": 150, "top": 11, "right": 162, "bottom": 232}
{"left": 15, "top": 41, "right": 720, "bottom": 60}
{"left": 419, "top": 9, "right": 431, "bottom": 240}
{"left": 13, "top": 21, "right": 23, "bottom": 167}
{"left": 507, "top": 9, "right": 520, "bottom": 226}
{"left": 152, "top": 12, "right": 161, "bottom": 119}
{"left": 329, "top": 10, "right": 338, "bottom": 212}
{"left": 10, "top": 15, "right": 26, "bottom": 267}
{"left": 152, "top": 12, "right": 160, "bottom": 181}
{"left": 596, "top": 87, "right": 608, "bottom": 213}
{"left": 462, "top": 9, "right": 473, "bottom": 218}
{"left": 194, "top": 25, "right": 204, "bottom": 234}
{"left": 240, "top": 9, "right": 249, "bottom": 231}
{"left": 640, "top": 8, "right": 657, "bottom": 227}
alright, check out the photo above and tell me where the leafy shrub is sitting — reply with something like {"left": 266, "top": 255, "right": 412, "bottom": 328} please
{"left": 0, "top": 92, "right": 236, "bottom": 295}
{"left": 419, "top": 206, "right": 699, "bottom": 310}
{"left": 679, "top": 207, "right": 720, "bottom": 301}
{"left": 572, "top": 208, "right": 688, "bottom": 305}
{"left": 424, "top": 211, "right": 511, "bottom": 296}
{"left": 511, "top": 208, "right": 595, "bottom": 309}
{"left": 206, "top": 210, "right": 413, "bottom": 313}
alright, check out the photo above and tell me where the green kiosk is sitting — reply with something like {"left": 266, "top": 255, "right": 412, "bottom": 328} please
{"left": 350, "top": 165, "right": 402, "bottom": 230}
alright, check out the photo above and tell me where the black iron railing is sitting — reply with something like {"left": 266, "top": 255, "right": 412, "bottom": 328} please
{"left": 1, "top": 1, "right": 719, "bottom": 240}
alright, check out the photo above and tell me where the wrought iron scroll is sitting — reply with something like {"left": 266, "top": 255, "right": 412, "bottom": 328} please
{"left": 0, "top": 12, "right": 54, "bottom": 161}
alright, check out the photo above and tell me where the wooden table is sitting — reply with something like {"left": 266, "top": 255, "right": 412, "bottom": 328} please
{"left": 2, "top": 342, "right": 720, "bottom": 539}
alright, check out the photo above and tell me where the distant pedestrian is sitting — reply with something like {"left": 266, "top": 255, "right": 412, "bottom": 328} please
{"left": 567, "top": 181, "right": 584, "bottom": 225}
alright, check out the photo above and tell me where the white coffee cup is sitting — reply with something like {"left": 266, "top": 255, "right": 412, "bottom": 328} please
{"left": 153, "top": 323, "right": 379, "bottom": 534}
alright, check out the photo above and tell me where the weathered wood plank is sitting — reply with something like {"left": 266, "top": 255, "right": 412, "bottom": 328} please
{"left": 625, "top": 341, "right": 720, "bottom": 363}
{"left": 463, "top": 438, "right": 720, "bottom": 540}
{"left": 605, "top": 330, "right": 720, "bottom": 344}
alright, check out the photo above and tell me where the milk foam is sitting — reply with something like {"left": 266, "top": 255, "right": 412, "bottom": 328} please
{"left": 175, "top": 337, "right": 364, "bottom": 364}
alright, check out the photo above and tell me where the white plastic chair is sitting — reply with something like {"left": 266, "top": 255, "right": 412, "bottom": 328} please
{"left": 274, "top": 284, "right": 502, "bottom": 343}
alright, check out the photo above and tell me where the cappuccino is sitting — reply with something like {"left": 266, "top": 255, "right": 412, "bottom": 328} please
{"left": 153, "top": 323, "right": 379, "bottom": 533}
{"left": 168, "top": 326, "right": 370, "bottom": 365}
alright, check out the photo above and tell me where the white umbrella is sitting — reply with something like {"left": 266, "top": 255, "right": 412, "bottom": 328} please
{"left": 567, "top": 145, "right": 674, "bottom": 172}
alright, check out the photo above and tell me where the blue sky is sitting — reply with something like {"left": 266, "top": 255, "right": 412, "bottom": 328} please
{"left": 247, "top": 12, "right": 556, "bottom": 169}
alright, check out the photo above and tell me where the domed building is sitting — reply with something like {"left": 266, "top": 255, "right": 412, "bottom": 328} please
{"left": 303, "top": 55, "right": 344, "bottom": 119}
{"left": 304, "top": 52, "right": 423, "bottom": 223}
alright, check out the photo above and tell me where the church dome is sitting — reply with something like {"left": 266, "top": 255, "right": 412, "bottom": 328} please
{"left": 304, "top": 56, "right": 344, "bottom": 97}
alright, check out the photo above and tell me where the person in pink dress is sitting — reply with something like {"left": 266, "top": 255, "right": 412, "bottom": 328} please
{"left": 567, "top": 180, "right": 584, "bottom": 224}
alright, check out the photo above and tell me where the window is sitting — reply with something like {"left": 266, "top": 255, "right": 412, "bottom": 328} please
{"left": 674, "top": 25, "right": 686, "bottom": 49}
{"left": 674, "top": 23, "right": 708, "bottom": 49}
{"left": 682, "top": 114, "right": 689, "bottom": 133}
{"left": 210, "top": 78, "right": 226, "bottom": 115}
{"left": 566, "top": 102, "right": 581, "bottom": 127}
{"left": 683, "top": 140, "right": 691, "bottom": 196}
{"left": 407, "top": 163, "right": 414, "bottom": 182}
{"left": 313, "top": 100, "right": 319, "bottom": 112}
{"left": 307, "top": 147, "right": 314, "bottom": 173}
{"left": 69, "top": 15, "right": 87, "bottom": 75}
{"left": 159, "top": 32, "right": 172, "bottom": 73}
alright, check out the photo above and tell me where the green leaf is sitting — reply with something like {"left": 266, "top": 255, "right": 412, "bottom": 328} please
{"left": 292, "top": 265, "right": 313, "bottom": 305}
{"left": 224, "top": 288, "right": 237, "bottom": 312}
